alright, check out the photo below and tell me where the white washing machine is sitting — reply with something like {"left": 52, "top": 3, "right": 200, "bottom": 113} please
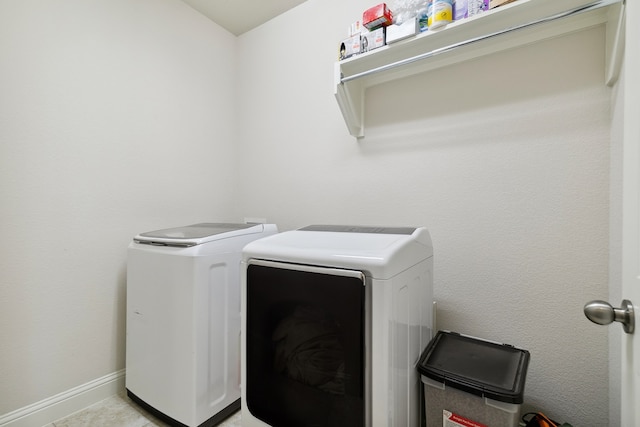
{"left": 126, "top": 222, "right": 278, "bottom": 427}
{"left": 240, "top": 225, "right": 434, "bottom": 427}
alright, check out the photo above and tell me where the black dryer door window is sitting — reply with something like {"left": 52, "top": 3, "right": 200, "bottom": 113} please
{"left": 246, "top": 261, "right": 366, "bottom": 427}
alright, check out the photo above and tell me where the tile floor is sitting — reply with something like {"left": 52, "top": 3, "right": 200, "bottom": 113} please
{"left": 46, "top": 391, "right": 241, "bottom": 427}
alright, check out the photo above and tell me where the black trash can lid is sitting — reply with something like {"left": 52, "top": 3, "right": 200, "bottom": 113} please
{"left": 417, "top": 331, "right": 530, "bottom": 404}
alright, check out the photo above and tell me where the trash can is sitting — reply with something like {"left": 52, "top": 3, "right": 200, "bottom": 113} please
{"left": 417, "top": 331, "right": 530, "bottom": 427}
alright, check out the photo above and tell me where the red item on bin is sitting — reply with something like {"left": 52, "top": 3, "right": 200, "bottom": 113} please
{"left": 363, "top": 3, "right": 393, "bottom": 30}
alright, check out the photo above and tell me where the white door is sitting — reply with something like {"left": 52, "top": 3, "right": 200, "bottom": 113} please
{"left": 620, "top": 0, "right": 639, "bottom": 424}
{"left": 589, "top": 2, "right": 640, "bottom": 424}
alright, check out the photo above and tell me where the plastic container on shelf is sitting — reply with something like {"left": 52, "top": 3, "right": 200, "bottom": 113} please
{"left": 427, "top": 0, "right": 453, "bottom": 30}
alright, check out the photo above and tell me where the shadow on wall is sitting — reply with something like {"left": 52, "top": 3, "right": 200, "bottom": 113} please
{"left": 360, "top": 27, "right": 607, "bottom": 151}
{"left": 359, "top": 86, "right": 606, "bottom": 153}
{"left": 115, "top": 263, "right": 127, "bottom": 368}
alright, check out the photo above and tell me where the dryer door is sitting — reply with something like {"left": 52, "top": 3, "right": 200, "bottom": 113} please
{"left": 246, "top": 260, "right": 367, "bottom": 427}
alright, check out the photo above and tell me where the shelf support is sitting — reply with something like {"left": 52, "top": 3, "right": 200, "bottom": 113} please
{"left": 334, "top": 63, "right": 364, "bottom": 138}
{"left": 605, "top": 1, "right": 625, "bottom": 86}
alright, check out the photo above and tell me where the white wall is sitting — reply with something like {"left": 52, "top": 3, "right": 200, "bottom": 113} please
{"left": 237, "top": 1, "right": 612, "bottom": 425}
{"left": 0, "top": 0, "right": 615, "bottom": 425}
{"left": 0, "top": 0, "right": 238, "bottom": 415}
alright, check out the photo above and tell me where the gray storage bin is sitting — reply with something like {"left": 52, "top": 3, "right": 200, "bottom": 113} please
{"left": 417, "top": 331, "right": 530, "bottom": 427}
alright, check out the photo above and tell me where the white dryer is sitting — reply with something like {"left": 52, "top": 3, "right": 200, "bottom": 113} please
{"left": 126, "top": 222, "right": 278, "bottom": 427}
{"left": 240, "top": 225, "right": 434, "bottom": 427}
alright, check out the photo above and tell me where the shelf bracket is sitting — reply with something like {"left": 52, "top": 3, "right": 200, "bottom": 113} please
{"left": 334, "top": 63, "right": 364, "bottom": 138}
{"left": 605, "top": 1, "right": 625, "bottom": 86}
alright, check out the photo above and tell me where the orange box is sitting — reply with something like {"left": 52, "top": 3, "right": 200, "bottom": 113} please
{"left": 363, "top": 3, "right": 393, "bottom": 30}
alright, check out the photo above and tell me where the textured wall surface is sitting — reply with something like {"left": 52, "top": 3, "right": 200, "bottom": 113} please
{"left": 236, "top": 2, "right": 612, "bottom": 424}
{"left": 0, "top": 0, "right": 616, "bottom": 425}
{"left": 0, "top": 0, "right": 238, "bottom": 414}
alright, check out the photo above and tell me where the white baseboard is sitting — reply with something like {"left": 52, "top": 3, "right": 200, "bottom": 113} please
{"left": 0, "top": 369, "right": 126, "bottom": 427}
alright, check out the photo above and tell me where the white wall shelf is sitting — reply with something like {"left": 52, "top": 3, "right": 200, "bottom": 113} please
{"left": 334, "top": 0, "right": 625, "bottom": 138}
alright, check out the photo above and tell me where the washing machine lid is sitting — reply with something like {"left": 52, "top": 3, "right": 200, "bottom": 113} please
{"left": 134, "top": 223, "right": 258, "bottom": 247}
